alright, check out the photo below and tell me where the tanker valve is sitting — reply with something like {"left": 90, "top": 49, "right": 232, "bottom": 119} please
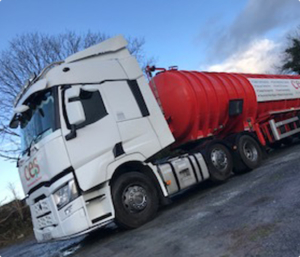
{"left": 146, "top": 66, "right": 166, "bottom": 80}
{"left": 247, "top": 118, "right": 254, "bottom": 131}
{"left": 169, "top": 66, "right": 178, "bottom": 70}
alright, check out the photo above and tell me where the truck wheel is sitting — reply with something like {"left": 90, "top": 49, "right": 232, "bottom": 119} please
{"left": 234, "top": 135, "right": 262, "bottom": 173}
{"left": 205, "top": 143, "right": 233, "bottom": 182}
{"left": 111, "top": 171, "right": 159, "bottom": 229}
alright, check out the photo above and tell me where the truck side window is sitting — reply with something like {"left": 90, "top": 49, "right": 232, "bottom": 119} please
{"left": 78, "top": 89, "right": 108, "bottom": 127}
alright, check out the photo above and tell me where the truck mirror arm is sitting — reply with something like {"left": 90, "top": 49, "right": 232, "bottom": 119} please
{"left": 65, "top": 125, "right": 77, "bottom": 141}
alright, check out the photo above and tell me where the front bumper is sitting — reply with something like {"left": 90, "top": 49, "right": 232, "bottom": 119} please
{"left": 28, "top": 173, "right": 114, "bottom": 242}
{"left": 34, "top": 197, "right": 90, "bottom": 242}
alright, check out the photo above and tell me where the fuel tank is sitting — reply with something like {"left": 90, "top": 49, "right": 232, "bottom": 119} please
{"left": 150, "top": 70, "right": 300, "bottom": 146}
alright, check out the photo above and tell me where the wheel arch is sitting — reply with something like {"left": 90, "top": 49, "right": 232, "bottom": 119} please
{"left": 109, "top": 160, "right": 169, "bottom": 206}
{"left": 225, "top": 132, "right": 264, "bottom": 173}
{"left": 225, "top": 131, "right": 262, "bottom": 149}
{"left": 192, "top": 138, "right": 233, "bottom": 155}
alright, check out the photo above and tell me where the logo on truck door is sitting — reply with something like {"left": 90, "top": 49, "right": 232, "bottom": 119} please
{"left": 24, "top": 158, "right": 40, "bottom": 181}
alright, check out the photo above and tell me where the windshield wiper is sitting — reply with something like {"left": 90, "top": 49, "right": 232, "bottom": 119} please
{"left": 24, "top": 128, "right": 50, "bottom": 157}
{"left": 23, "top": 139, "right": 34, "bottom": 157}
{"left": 33, "top": 128, "right": 50, "bottom": 145}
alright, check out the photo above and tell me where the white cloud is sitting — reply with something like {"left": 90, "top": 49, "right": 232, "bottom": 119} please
{"left": 205, "top": 0, "right": 300, "bottom": 62}
{"left": 205, "top": 39, "right": 281, "bottom": 74}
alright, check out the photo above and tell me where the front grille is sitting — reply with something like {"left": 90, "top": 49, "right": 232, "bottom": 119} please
{"left": 37, "top": 212, "right": 55, "bottom": 229}
{"left": 33, "top": 197, "right": 57, "bottom": 229}
{"left": 34, "top": 198, "right": 50, "bottom": 217}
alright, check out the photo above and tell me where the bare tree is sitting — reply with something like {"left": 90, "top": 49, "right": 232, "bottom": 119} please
{"left": 7, "top": 182, "right": 24, "bottom": 220}
{"left": 0, "top": 183, "right": 22, "bottom": 226}
{"left": 0, "top": 183, "right": 32, "bottom": 245}
{"left": 0, "top": 31, "right": 153, "bottom": 160}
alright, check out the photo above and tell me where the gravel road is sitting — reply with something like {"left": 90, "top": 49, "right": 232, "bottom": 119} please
{"left": 2, "top": 142, "right": 300, "bottom": 257}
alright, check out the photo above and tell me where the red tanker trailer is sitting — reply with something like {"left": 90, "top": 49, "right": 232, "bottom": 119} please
{"left": 148, "top": 67, "right": 300, "bottom": 178}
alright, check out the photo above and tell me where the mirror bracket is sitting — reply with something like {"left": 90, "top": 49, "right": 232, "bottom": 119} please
{"left": 65, "top": 125, "right": 77, "bottom": 141}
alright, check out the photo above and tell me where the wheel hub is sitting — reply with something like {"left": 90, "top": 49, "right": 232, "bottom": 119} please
{"left": 123, "top": 185, "right": 148, "bottom": 213}
{"left": 211, "top": 148, "right": 228, "bottom": 172}
{"left": 243, "top": 142, "right": 258, "bottom": 162}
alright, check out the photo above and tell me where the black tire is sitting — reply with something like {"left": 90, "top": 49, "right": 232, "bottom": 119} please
{"left": 204, "top": 143, "right": 233, "bottom": 182}
{"left": 111, "top": 171, "right": 159, "bottom": 229}
{"left": 234, "top": 135, "right": 262, "bottom": 173}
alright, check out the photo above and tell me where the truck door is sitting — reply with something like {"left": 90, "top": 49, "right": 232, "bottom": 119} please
{"left": 61, "top": 84, "right": 121, "bottom": 190}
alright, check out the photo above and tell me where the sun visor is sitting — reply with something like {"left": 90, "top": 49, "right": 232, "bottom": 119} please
{"left": 65, "top": 35, "right": 128, "bottom": 63}
{"left": 15, "top": 79, "right": 47, "bottom": 108}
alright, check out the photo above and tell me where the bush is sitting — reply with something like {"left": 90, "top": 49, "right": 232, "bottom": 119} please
{"left": 0, "top": 199, "right": 32, "bottom": 247}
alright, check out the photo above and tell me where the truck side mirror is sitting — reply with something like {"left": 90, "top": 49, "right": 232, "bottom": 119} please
{"left": 65, "top": 86, "right": 86, "bottom": 140}
{"left": 65, "top": 87, "right": 86, "bottom": 126}
{"left": 64, "top": 87, "right": 86, "bottom": 141}
{"left": 66, "top": 101, "right": 86, "bottom": 126}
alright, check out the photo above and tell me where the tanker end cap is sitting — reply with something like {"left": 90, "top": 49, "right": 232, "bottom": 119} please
{"left": 65, "top": 35, "right": 128, "bottom": 63}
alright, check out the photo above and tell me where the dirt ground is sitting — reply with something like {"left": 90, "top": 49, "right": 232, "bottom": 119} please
{"left": 2, "top": 142, "right": 300, "bottom": 257}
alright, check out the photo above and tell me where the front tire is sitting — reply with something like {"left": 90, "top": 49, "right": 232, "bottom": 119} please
{"left": 111, "top": 171, "right": 159, "bottom": 229}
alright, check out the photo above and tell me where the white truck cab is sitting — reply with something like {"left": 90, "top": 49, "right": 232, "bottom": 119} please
{"left": 10, "top": 36, "right": 210, "bottom": 242}
{"left": 10, "top": 36, "right": 176, "bottom": 241}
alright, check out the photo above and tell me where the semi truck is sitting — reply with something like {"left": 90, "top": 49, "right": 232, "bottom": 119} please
{"left": 9, "top": 35, "right": 300, "bottom": 242}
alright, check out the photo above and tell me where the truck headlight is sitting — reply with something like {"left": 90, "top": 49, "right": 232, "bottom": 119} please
{"left": 53, "top": 180, "right": 79, "bottom": 210}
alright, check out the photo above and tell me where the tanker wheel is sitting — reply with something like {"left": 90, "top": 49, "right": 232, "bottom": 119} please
{"left": 205, "top": 143, "right": 233, "bottom": 182}
{"left": 111, "top": 171, "right": 159, "bottom": 229}
{"left": 234, "top": 135, "right": 262, "bottom": 173}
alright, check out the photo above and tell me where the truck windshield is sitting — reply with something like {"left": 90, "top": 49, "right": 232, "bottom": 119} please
{"left": 20, "top": 88, "right": 59, "bottom": 154}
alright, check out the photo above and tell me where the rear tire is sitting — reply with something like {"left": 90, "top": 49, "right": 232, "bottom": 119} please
{"left": 111, "top": 171, "right": 159, "bottom": 229}
{"left": 233, "top": 135, "right": 262, "bottom": 173}
{"left": 204, "top": 143, "right": 233, "bottom": 182}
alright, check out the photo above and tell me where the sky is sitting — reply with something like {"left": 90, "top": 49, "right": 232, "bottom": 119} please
{"left": 0, "top": 0, "right": 300, "bottom": 203}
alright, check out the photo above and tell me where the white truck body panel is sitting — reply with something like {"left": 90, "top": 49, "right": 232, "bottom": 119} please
{"left": 65, "top": 35, "right": 128, "bottom": 63}
{"left": 102, "top": 80, "right": 143, "bottom": 121}
{"left": 18, "top": 130, "right": 70, "bottom": 195}
{"left": 135, "top": 76, "right": 174, "bottom": 148}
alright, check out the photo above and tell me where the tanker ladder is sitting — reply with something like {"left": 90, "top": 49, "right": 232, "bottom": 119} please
{"left": 269, "top": 115, "right": 300, "bottom": 141}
